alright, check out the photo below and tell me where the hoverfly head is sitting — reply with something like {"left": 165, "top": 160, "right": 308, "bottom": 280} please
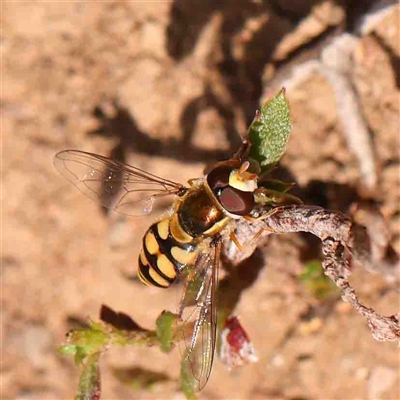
{"left": 206, "top": 162, "right": 257, "bottom": 217}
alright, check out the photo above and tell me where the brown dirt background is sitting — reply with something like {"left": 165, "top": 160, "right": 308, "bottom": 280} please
{"left": 2, "top": 1, "right": 399, "bottom": 399}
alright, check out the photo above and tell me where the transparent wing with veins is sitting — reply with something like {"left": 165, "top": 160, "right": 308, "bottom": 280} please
{"left": 178, "top": 240, "right": 221, "bottom": 392}
{"left": 54, "top": 150, "right": 186, "bottom": 216}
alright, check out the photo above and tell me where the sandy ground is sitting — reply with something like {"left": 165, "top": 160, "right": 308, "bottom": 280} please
{"left": 2, "top": 1, "right": 399, "bottom": 399}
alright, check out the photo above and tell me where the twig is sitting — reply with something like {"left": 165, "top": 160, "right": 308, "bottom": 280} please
{"left": 322, "top": 237, "right": 400, "bottom": 342}
{"left": 256, "top": 205, "right": 400, "bottom": 342}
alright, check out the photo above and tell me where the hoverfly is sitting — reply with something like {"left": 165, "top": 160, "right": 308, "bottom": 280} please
{"left": 54, "top": 142, "right": 268, "bottom": 391}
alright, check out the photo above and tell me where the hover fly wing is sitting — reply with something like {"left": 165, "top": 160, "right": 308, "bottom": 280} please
{"left": 178, "top": 239, "right": 221, "bottom": 392}
{"left": 54, "top": 150, "right": 186, "bottom": 216}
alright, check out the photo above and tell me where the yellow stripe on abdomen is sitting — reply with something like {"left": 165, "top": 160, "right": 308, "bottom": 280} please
{"left": 157, "top": 254, "right": 177, "bottom": 280}
{"left": 149, "top": 267, "right": 170, "bottom": 288}
{"left": 157, "top": 219, "right": 170, "bottom": 240}
{"left": 145, "top": 231, "right": 159, "bottom": 255}
{"left": 138, "top": 252, "right": 155, "bottom": 286}
{"left": 171, "top": 246, "right": 198, "bottom": 265}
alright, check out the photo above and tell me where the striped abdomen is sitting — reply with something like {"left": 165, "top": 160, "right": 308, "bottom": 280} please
{"left": 138, "top": 216, "right": 198, "bottom": 288}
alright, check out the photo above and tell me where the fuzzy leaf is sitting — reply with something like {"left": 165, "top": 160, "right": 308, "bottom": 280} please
{"left": 156, "top": 311, "right": 177, "bottom": 353}
{"left": 299, "top": 260, "right": 338, "bottom": 300}
{"left": 254, "top": 187, "right": 302, "bottom": 206}
{"left": 248, "top": 88, "right": 291, "bottom": 171}
{"left": 60, "top": 323, "right": 109, "bottom": 365}
{"left": 257, "top": 178, "right": 294, "bottom": 193}
{"left": 180, "top": 356, "right": 197, "bottom": 400}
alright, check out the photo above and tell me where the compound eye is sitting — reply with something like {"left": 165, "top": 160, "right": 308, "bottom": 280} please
{"left": 219, "top": 186, "right": 254, "bottom": 216}
{"left": 207, "top": 166, "right": 232, "bottom": 193}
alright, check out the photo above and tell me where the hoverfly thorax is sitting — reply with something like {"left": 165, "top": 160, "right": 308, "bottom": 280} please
{"left": 206, "top": 161, "right": 258, "bottom": 218}
{"left": 177, "top": 185, "right": 227, "bottom": 238}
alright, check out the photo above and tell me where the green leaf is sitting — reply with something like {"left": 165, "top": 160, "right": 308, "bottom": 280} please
{"left": 298, "top": 260, "right": 338, "bottom": 300}
{"left": 248, "top": 88, "right": 291, "bottom": 172}
{"left": 254, "top": 187, "right": 302, "bottom": 206}
{"left": 65, "top": 324, "right": 109, "bottom": 360}
{"left": 59, "top": 344, "right": 79, "bottom": 355}
{"left": 179, "top": 266, "right": 204, "bottom": 309}
{"left": 257, "top": 178, "right": 295, "bottom": 193}
{"left": 74, "top": 346, "right": 90, "bottom": 366}
{"left": 156, "top": 311, "right": 177, "bottom": 353}
{"left": 59, "top": 324, "right": 109, "bottom": 369}
{"left": 61, "top": 309, "right": 174, "bottom": 399}
{"left": 76, "top": 353, "right": 101, "bottom": 400}
{"left": 180, "top": 356, "right": 197, "bottom": 400}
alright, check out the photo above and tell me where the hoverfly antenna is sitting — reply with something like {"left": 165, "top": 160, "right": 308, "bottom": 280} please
{"left": 239, "top": 161, "right": 250, "bottom": 174}
{"left": 229, "top": 163, "right": 258, "bottom": 193}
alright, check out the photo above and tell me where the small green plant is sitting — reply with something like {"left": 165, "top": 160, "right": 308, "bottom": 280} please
{"left": 298, "top": 260, "right": 338, "bottom": 300}
{"left": 60, "top": 307, "right": 179, "bottom": 399}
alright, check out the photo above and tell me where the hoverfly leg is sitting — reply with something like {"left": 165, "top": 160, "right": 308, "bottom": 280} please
{"left": 230, "top": 228, "right": 271, "bottom": 252}
{"left": 246, "top": 228, "right": 267, "bottom": 246}
{"left": 244, "top": 206, "right": 283, "bottom": 224}
{"left": 229, "top": 231, "right": 244, "bottom": 252}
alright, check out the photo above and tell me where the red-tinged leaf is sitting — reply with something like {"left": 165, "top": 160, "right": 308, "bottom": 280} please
{"left": 219, "top": 316, "right": 258, "bottom": 370}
